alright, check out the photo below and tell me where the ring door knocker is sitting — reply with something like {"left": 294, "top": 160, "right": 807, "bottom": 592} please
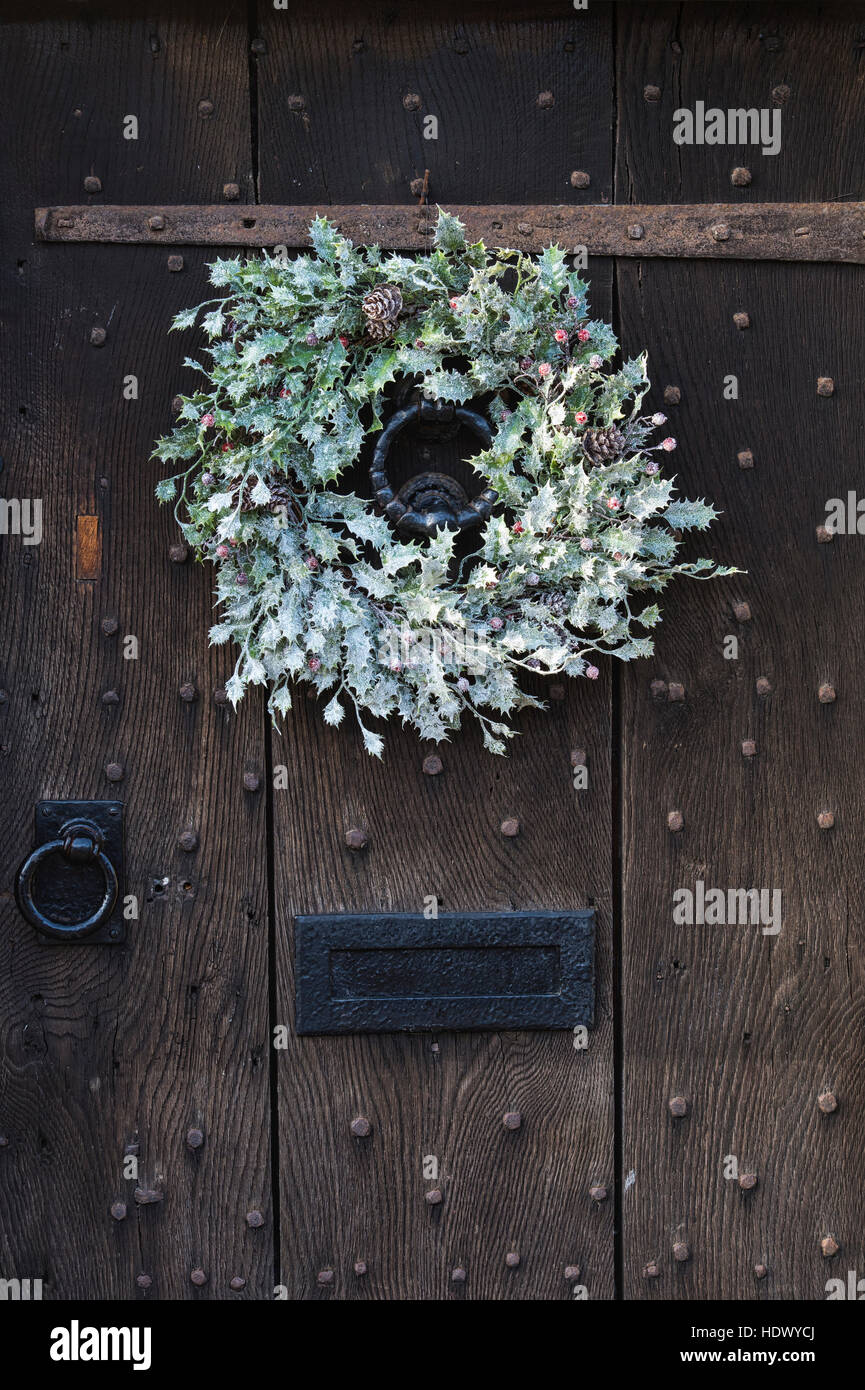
{"left": 370, "top": 395, "right": 498, "bottom": 535}
{"left": 16, "top": 806, "right": 123, "bottom": 942}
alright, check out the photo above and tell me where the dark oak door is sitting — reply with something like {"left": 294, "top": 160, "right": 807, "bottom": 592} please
{"left": 1, "top": 1, "right": 862, "bottom": 1302}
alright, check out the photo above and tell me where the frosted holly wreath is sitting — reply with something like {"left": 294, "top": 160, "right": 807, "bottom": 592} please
{"left": 155, "top": 210, "right": 732, "bottom": 756}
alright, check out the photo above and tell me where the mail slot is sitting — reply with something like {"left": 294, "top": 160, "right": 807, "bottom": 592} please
{"left": 294, "top": 910, "right": 595, "bottom": 1034}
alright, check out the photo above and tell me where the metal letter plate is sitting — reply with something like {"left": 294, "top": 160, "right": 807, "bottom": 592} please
{"left": 28, "top": 801, "right": 125, "bottom": 945}
{"left": 294, "top": 911, "right": 594, "bottom": 1034}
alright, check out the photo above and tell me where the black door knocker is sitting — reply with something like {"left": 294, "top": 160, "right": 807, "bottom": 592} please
{"left": 16, "top": 801, "right": 125, "bottom": 943}
{"left": 370, "top": 395, "right": 498, "bottom": 535}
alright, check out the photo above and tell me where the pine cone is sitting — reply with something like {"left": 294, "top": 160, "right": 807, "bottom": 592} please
{"left": 239, "top": 475, "right": 295, "bottom": 515}
{"left": 362, "top": 284, "right": 403, "bottom": 341}
{"left": 581, "top": 425, "right": 626, "bottom": 465}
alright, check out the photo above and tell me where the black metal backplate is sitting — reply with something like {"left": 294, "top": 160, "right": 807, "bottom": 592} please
{"left": 30, "top": 801, "right": 125, "bottom": 945}
{"left": 294, "top": 911, "right": 594, "bottom": 1035}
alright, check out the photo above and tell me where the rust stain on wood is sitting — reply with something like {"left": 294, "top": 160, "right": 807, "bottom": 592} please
{"left": 34, "top": 202, "right": 865, "bottom": 263}
{"left": 75, "top": 514, "right": 100, "bottom": 581}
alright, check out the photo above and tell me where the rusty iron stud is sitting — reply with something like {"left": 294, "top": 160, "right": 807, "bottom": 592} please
{"left": 223, "top": 182, "right": 240, "bottom": 201}
{"left": 350, "top": 1116, "right": 371, "bottom": 1138}
{"left": 169, "top": 542, "right": 189, "bottom": 563}
{"left": 733, "top": 311, "right": 751, "bottom": 329}
{"left": 731, "top": 167, "right": 752, "bottom": 187}
{"left": 148, "top": 214, "right": 165, "bottom": 231}
{"left": 668, "top": 682, "right": 685, "bottom": 702}
{"left": 230, "top": 1276, "right": 246, "bottom": 1291}
{"left": 570, "top": 747, "right": 587, "bottom": 767}
{"left": 570, "top": 170, "right": 590, "bottom": 189}
{"left": 136, "top": 1273, "right": 152, "bottom": 1289}
{"left": 190, "top": 1268, "right": 208, "bottom": 1286}
{"left": 110, "top": 1201, "right": 128, "bottom": 1221}
{"left": 818, "top": 683, "right": 836, "bottom": 703}
{"left": 772, "top": 83, "right": 790, "bottom": 105}
{"left": 711, "top": 223, "right": 730, "bottom": 242}
{"left": 422, "top": 754, "right": 443, "bottom": 776}
{"left": 590, "top": 1184, "right": 608, "bottom": 1202}
{"left": 242, "top": 771, "right": 261, "bottom": 793}
{"left": 650, "top": 678, "right": 667, "bottom": 698}
{"left": 821, "top": 1236, "right": 839, "bottom": 1258}
{"left": 186, "top": 1127, "right": 204, "bottom": 1149}
{"left": 737, "top": 449, "right": 754, "bottom": 469}
{"left": 90, "top": 326, "right": 106, "bottom": 346}
{"left": 816, "top": 525, "right": 834, "bottom": 543}
{"left": 505, "top": 1252, "right": 520, "bottom": 1268}
{"left": 500, "top": 818, "right": 520, "bottom": 838}
{"left": 345, "top": 827, "right": 368, "bottom": 851}
{"left": 317, "top": 1269, "right": 334, "bottom": 1285}
{"left": 563, "top": 1265, "right": 581, "bottom": 1281}
{"left": 171, "top": 394, "right": 184, "bottom": 413}
{"left": 817, "top": 1091, "right": 838, "bottom": 1113}
{"left": 627, "top": 224, "right": 644, "bottom": 240}
{"left": 668, "top": 1095, "right": 689, "bottom": 1118}
{"left": 756, "top": 676, "right": 772, "bottom": 696}
{"left": 353, "top": 1260, "right": 368, "bottom": 1276}
{"left": 549, "top": 682, "right": 565, "bottom": 701}
{"left": 402, "top": 93, "right": 421, "bottom": 111}
{"left": 754, "top": 1263, "right": 768, "bottom": 1279}
{"left": 178, "top": 829, "right": 199, "bottom": 852}
{"left": 667, "top": 810, "right": 684, "bottom": 833}
{"left": 425, "top": 1188, "right": 443, "bottom": 1205}
{"left": 733, "top": 601, "right": 751, "bottom": 622}
{"left": 817, "top": 811, "right": 835, "bottom": 831}
{"left": 83, "top": 174, "right": 102, "bottom": 193}
{"left": 643, "top": 1261, "right": 660, "bottom": 1278}
{"left": 288, "top": 94, "right": 306, "bottom": 111}
{"left": 102, "top": 690, "right": 120, "bottom": 704}
{"left": 179, "top": 682, "right": 198, "bottom": 702}
{"left": 409, "top": 177, "right": 426, "bottom": 197}
{"left": 197, "top": 99, "right": 214, "bottom": 118}
{"left": 643, "top": 84, "right": 661, "bottom": 102}
{"left": 213, "top": 686, "right": 229, "bottom": 706}
{"left": 451, "top": 1266, "right": 467, "bottom": 1282}
{"left": 0, "top": 1134, "right": 8, "bottom": 1147}
{"left": 246, "top": 1210, "right": 264, "bottom": 1228}
{"left": 536, "top": 91, "right": 554, "bottom": 108}
{"left": 250, "top": 38, "right": 267, "bottom": 54}
{"left": 105, "top": 762, "right": 124, "bottom": 782}
{"left": 101, "top": 616, "right": 119, "bottom": 636}
{"left": 741, "top": 739, "right": 757, "bottom": 758}
{"left": 816, "top": 377, "right": 834, "bottom": 397}
{"left": 663, "top": 384, "right": 681, "bottom": 405}
{"left": 517, "top": 221, "right": 533, "bottom": 236}
{"left": 738, "top": 1172, "right": 758, "bottom": 1191}
{"left": 503, "top": 1111, "right": 522, "bottom": 1130}
{"left": 672, "top": 1241, "right": 690, "bottom": 1262}
{"left": 134, "top": 1187, "right": 164, "bottom": 1205}
{"left": 167, "top": 254, "right": 184, "bottom": 272}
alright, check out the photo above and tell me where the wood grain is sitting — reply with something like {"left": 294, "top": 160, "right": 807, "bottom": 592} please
{"left": 259, "top": 0, "right": 618, "bottom": 1299}
{"left": 616, "top": 1, "right": 865, "bottom": 1299}
{"left": 0, "top": 4, "right": 271, "bottom": 1300}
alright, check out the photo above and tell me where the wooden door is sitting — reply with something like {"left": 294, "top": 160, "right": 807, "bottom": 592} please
{"left": 0, "top": 0, "right": 862, "bottom": 1305}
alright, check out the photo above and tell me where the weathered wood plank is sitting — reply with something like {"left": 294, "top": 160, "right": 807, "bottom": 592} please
{"left": 34, "top": 201, "right": 865, "bottom": 262}
{"left": 0, "top": 5, "right": 270, "bottom": 1300}
{"left": 617, "top": 0, "right": 865, "bottom": 1300}
{"left": 261, "top": 0, "right": 617, "bottom": 1300}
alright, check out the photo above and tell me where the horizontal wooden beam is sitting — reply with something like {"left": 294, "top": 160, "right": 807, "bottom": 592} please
{"left": 34, "top": 202, "right": 865, "bottom": 263}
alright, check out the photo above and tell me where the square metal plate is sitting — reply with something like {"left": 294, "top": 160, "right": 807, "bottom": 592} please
{"left": 294, "top": 910, "right": 594, "bottom": 1034}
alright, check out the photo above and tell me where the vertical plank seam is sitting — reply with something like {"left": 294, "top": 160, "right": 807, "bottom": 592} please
{"left": 250, "top": 0, "right": 278, "bottom": 1292}
{"left": 610, "top": 0, "right": 625, "bottom": 1305}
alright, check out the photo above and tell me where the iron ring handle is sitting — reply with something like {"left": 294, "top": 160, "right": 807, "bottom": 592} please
{"left": 370, "top": 397, "right": 498, "bottom": 535}
{"left": 16, "top": 819, "right": 118, "bottom": 940}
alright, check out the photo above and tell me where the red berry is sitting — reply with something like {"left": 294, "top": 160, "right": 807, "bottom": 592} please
{"left": 200, "top": 412, "right": 214, "bottom": 428}
{"left": 308, "top": 656, "right": 321, "bottom": 672}
{"left": 577, "top": 328, "right": 591, "bottom": 343}
{"left": 216, "top": 544, "right": 229, "bottom": 559}
{"left": 279, "top": 388, "right": 291, "bottom": 398}
{"left": 221, "top": 441, "right": 233, "bottom": 452}
{"left": 555, "top": 329, "right": 568, "bottom": 344}
{"left": 305, "top": 555, "right": 319, "bottom": 570}
{"left": 513, "top": 522, "right": 524, "bottom": 535}
{"left": 339, "top": 335, "right": 349, "bottom": 348}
